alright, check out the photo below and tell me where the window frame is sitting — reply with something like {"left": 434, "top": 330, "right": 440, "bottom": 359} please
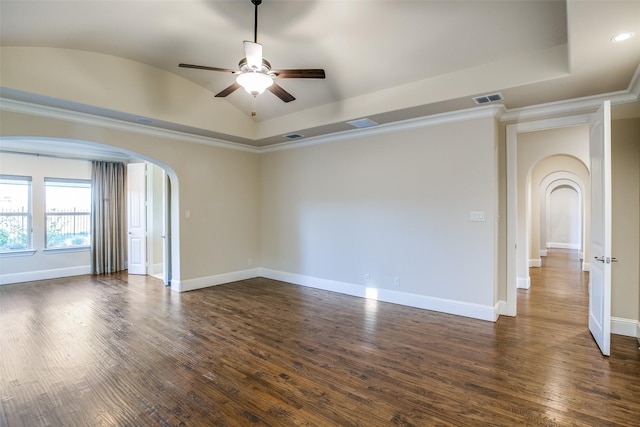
{"left": 44, "top": 178, "right": 92, "bottom": 250}
{"left": 0, "top": 174, "right": 33, "bottom": 254}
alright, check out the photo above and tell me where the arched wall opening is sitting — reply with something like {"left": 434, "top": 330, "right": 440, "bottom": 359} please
{"left": 528, "top": 160, "right": 590, "bottom": 275}
{"left": 0, "top": 136, "right": 182, "bottom": 288}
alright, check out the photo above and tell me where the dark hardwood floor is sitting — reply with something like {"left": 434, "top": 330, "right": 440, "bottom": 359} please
{"left": 1, "top": 249, "right": 639, "bottom": 426}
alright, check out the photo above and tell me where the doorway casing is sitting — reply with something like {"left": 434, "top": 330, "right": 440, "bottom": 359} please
{"left": 506, "top": 114, "right": 592, "bottom": 316}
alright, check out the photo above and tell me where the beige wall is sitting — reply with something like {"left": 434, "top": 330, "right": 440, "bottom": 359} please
{"left": 260, "top": 116, "right": 499, "bottom": 308}
{"left": 0, "top": 110, "right": 261, "bottom": 287}
{"left": 611, "top": 118, "right": 640, "bottom": 322}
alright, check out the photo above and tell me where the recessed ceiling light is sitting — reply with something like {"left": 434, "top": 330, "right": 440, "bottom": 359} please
{"left": 611, "top": 32, "right": 634, "bottom": 43}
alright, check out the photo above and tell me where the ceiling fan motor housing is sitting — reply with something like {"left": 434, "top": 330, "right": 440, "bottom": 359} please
{"left": 238, "top": 58, "right": 273, "bottom": 75}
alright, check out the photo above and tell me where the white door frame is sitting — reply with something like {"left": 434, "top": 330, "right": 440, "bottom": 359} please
{"left": 506, "top": 114, "right": 592, "bottom": 316}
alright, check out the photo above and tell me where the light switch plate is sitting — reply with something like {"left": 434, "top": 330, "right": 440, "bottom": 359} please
{"left": 470, "top": 211, "right": 485, "bottom": 222}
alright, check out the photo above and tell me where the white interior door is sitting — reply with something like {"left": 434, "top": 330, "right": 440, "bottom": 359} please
{"left": 127, "top": 163, "right": 147, "bottom": 275}
{"left": 588, "top": 100, "right": 612, "bottom": 356}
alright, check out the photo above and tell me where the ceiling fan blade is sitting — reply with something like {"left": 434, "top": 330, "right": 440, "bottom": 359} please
{"left": 179, "top": 63, "right": 236, "bottom": 73}
{"left": 215, "top": 82, "right": 241, "bottom": 97}
{"left": 268, "top": 82, "right": 296, "bottom": 103}
{"left": 244, "top": 41, "right": 263, "bottom": 71}
{"left": 271, "top": 69, "right": 326, "bottom": 79}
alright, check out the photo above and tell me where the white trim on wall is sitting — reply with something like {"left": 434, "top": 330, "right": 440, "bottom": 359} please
{"left": 259, "top": 268, "right": 500, "bottom": 322}
{"left": 611, "top": 317, "right": 640, "bottom": 337}
{"left": 0, "top": 266, "right": 91, "bottom": 285}
{"left": 501, "top": 90, "right": 637, "bottom": 122}
{"left": 0, "top": 98, "right": 259, "bottom": 154}
{"left": 517, "top": 277, "right": 531, "bottom": 290}
{"left": 172, "top": 268, "right": 260, "bottom": 292}
{"left": 529, "top": 259, "right": 542, "bottom": 268}
{"left": 547, "top": 242, "right": 581, "bottom": 250}
{"left": 261, "top": 105, "right": 505, "bottom": 153}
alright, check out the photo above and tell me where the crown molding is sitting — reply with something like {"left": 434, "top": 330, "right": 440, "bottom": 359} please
{"left": 501, "top": 90, "right": 638, "bottom": 122}
{"left": 3, "top": 76, "right": 638, "bottom": 156}
{"left": 0, "top": 97, "right": 260, "bottom": 154}
{"left": 628, "top": 63, "right": 640, "bottom": 97}
{"left": 260, "top": 104, "right": 506, "bottom": 153}
{"left": 502, "top": 64, "right": 640, "bottom": 122}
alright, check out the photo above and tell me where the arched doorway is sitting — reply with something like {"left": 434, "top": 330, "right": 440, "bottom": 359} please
{"left": 528, "top": 160, "right": 589, "bottom": 278}
{"left": 0, "top": 136, "right": 180, "bottom": 287}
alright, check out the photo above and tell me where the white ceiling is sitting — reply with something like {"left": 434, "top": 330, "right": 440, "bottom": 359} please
{"left": 1, "top": 0, "right": 639, "bottom": 150}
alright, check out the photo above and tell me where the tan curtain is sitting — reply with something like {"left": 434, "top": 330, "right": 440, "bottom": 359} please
{"left": 91, "top": 161, "right": 127, "bottom": 274}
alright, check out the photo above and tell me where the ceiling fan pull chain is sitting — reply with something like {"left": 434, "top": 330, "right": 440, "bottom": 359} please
{"left": 251, "top": 96, "right": 257, "bottom": 117}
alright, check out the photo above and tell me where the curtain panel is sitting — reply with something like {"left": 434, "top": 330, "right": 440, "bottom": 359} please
{"left": 91, "top": 161, "right": 127, "bottom": 274}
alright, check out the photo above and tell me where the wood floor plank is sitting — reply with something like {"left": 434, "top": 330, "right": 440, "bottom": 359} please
{"left": 1, "top": 249, "right": 639, "bottom": 426}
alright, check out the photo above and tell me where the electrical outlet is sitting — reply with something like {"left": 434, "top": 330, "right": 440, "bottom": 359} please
{"left": 393, "top": 276, "right": 400, "bottom": 286}
{"left": 364, "top": 273, "right": 370, "bottom": 281}
{"left": 248, "top": 258, "right": 253, "bottom": 266}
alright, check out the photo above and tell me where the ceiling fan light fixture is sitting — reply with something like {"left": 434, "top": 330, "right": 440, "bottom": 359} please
{"left": 236, "top": 72, "right": 273, "bottom": 96}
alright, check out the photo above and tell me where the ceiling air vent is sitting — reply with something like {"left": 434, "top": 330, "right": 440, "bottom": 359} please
{"left": 346, "top": 118, "right": 379, "bottom": 129}
{"left": 284, "top": 133, "right": 304, "bottom": 140}
{"left": 472, "top": 93, "right": 503, "bottom": 105}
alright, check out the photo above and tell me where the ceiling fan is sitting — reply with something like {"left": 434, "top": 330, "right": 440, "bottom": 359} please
{"left": 179, "top": 0, "right": 326, "bottom": 116}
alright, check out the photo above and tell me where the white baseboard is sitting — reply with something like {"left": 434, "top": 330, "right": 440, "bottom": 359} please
{"left": 529, "top": 259, "right": 541, "bottom": 268}
{"left": 539, "top": 249, "right": 548, "bottom": 257}
{"left": 611, "top": 317, "right": 640, "bottom": 337}
{"left": 517, "top": 276, "right": 530, "bottom": 289}
{"left": 174, "top": 268, "right": 260, "bottom": 292}
{"left": 636, "top": 321, "right": 640, "bottom": 345}
{"left": 547, "top": 242, "right": 580, "bottom": 250}
{"left": 0, "top": 266, "right": 92, "bottom": 285}
{"left": 259, "top": 268, "right": 499, "bottom": 322}
{"left": 582, "top": 262, "right": 590, "bottom": 272}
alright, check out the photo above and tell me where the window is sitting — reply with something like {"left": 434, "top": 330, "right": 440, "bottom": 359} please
{"left": 0, "top": 175, "right": 32, "bottom": 252}
{"left": 45, "top": 178, "right": 91, "bottom": 249}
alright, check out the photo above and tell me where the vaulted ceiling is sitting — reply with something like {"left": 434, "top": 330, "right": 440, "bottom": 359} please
{"left": 1, "top": 0, "right": 639, "bottom": 149}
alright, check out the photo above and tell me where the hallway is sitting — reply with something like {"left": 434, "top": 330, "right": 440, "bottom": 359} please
{"left": 498, "top": 248, "right": 640, "bottom": 424}
{"left": 521, "top": 248, "right": 590, "bottom": 331}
